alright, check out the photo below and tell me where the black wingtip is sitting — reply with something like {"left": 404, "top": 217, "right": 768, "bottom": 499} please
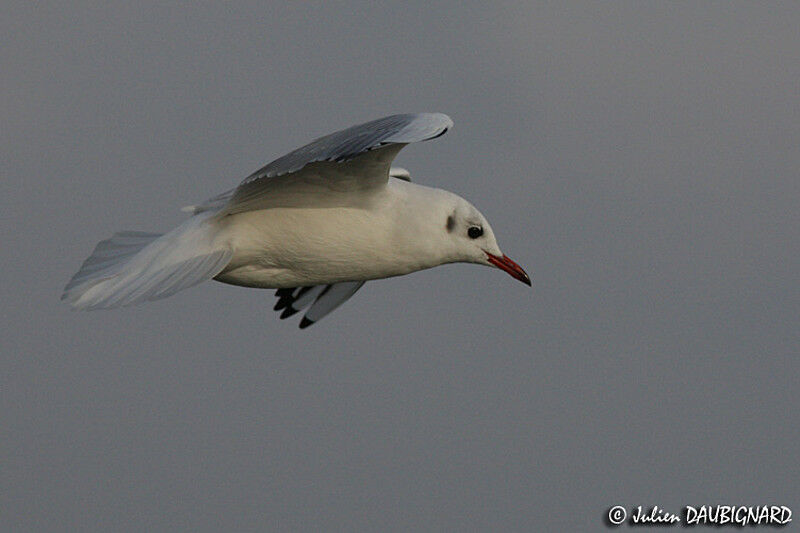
{"left": 280, "top": 307, "right": 299, "bottom": 319}
{"left": 299, "top": 317, "right": 314, "bottom": 329}
{"left": 273, "top": 289, "right": 293, "bottom": 310}
{"left": 427, "top": 126, "right": 448, "bottom": 140}
{"left": 276, "top": 297, "right": 298, "bottom": 311}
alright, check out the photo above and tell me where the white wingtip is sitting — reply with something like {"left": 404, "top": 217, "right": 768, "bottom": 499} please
{"left": 389, "top": 167, "right": 412, "bottom": 181}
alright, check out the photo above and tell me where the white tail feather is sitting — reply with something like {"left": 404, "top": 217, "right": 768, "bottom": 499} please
{"left": 63, "top": 213, "right": 231, "bottom": 310}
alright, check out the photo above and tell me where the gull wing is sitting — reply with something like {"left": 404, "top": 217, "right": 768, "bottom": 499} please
{"left": 187, "top": 113, "right": 451, "bottom": 215}
{"left": 62, "top": 214, "right": 233, "bottom": 310}
{"left": 273, "top": 281, "right": 366, "bottom": 328}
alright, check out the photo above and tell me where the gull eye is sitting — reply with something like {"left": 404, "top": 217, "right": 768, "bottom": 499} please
{"left": 467, "top": 226, "right": 483, "bottom": 239}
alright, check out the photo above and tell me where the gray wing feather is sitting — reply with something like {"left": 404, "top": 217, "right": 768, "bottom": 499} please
{"left": 302, "top": 281, "right": 365, "bottom": 327}
{"left": 241, "top": 113, "right": 451, "bottom": 184}
{"left": 186, "top": 113, "right": 450, "bottom": 215}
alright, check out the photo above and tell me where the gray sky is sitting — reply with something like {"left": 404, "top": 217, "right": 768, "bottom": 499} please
{"left": 3, "top": 2, "right": 799, "bottom": 531}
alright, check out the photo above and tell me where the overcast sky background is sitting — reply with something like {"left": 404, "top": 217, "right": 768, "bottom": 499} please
{"left": 3, "top": 2, "right": 799, "bottom": 531}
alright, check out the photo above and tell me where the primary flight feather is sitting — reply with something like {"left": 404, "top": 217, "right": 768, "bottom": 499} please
{"left": 63, "top": 113, "right": 530, "bottom": 328}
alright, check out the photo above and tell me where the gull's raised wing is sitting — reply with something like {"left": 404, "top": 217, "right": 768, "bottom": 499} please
{"left": 187, "top": 113, "right": 451, "bottom": 215}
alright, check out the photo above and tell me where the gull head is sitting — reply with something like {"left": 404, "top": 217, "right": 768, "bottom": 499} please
{"left": 434, "top": 193, "right": 531, "bottom": 286}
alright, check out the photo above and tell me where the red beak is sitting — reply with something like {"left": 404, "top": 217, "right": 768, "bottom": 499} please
{"left": 486, "top": 252, "right": 532, "bottom": 286}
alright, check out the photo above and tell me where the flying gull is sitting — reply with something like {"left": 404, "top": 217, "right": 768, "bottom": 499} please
{"left": 62, "top": 113, "right": 530, "bottom": 328}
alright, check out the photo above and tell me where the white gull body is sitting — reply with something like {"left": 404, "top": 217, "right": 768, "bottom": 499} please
{"left": 63, "top": 113, "right": 530, "bottom": 328}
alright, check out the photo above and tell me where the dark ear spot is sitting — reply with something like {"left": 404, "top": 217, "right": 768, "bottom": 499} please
{"left": 446, "top": 215, "right": 455, "bottom": 232}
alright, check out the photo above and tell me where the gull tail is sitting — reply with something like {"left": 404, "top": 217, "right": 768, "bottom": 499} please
{"left": 62, "top": 213, "right": 231, "bottom": 310}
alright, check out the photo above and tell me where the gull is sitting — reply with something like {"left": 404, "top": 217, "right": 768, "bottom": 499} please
{"left": 62, "top": 113, "right": 530, "bottom": 328}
